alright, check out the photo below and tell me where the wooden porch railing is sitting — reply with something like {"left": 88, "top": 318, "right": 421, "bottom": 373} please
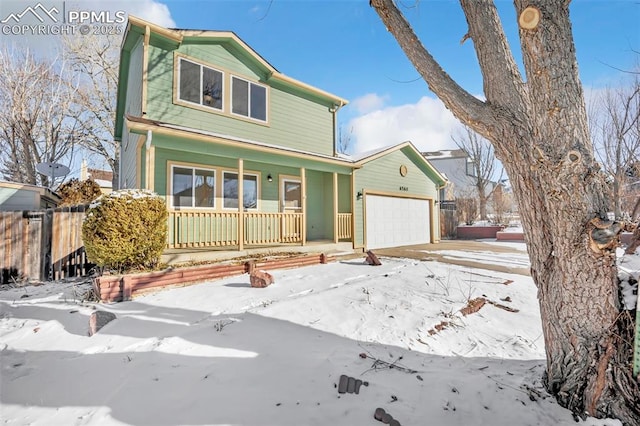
{"left": 337, "top": 213, "right": 352, "bottom": 239}
{"left": 167, "top": 211, "right": 306, "bottom": 249}
{"left": 244, "top": 212, "right": 303, "bottom": 245}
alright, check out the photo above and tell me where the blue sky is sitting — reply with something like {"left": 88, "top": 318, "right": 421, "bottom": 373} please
{"left": 165, "top": 0, "right": 639, "bottom": 153}
{"left": 2, "top": 0, "right": 639, "bottom": 157}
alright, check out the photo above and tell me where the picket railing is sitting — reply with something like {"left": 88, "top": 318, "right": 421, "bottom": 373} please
{"left": 167, "top": 211, "right": 306, "bottom": 248}
{"left": 337, "top": 213, "right": 352, "bottom": 240}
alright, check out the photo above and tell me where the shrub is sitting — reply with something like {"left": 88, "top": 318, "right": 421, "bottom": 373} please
{"left": 457, "top": 197, "right": 478, "bottom": 225}
{"left": 82, "top": 189, "right": 168, "bottom": 272}
{"left": 58, "top": 178, "right": 102, "bottom": 206}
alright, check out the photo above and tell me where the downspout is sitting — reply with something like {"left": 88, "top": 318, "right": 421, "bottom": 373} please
{"left": 142, "top": 25, "right": 150, "bottom": 116}
{"left": 330, "top": 101, "right": 345, "bottom": 157}
{"left": 145, "top": 130, "right": 153, "bottom": 190}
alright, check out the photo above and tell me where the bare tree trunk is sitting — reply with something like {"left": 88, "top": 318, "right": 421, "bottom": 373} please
{"left": 371, "top": 0, "right": 639, "bottom": 422}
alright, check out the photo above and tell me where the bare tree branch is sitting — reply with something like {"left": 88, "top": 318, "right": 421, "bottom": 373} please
{"left": 63, "top": 33, "right": 121, "bottom": 189}
{"left": 0, "top": 47, "right": 79, "bottom": 188}
{"left": 370, "top": 0, "right": 495, "bottom": 138}
{"left": 452, "top": 125, "right": 504, "bottom": 220}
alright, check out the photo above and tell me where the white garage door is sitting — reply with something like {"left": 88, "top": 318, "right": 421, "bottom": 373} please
{"left": 365, "top": 195, "right": 431, "bottom": 249}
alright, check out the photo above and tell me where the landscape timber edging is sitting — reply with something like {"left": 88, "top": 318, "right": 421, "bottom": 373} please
{"left": 92, "top": 253, "right": 333, "bottom": 302}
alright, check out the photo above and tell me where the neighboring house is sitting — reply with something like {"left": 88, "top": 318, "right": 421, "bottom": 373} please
{"left": 115, "top": 16, "right": 446, "bottom": 251}
{"left": 80, "top": 160, "right": 114, "bottom": 194}
{"left": 0, "top": 181, "right": 60, "bottom": 211}
{"left": 423, "top": 149, "right": 481, "bottom": 201}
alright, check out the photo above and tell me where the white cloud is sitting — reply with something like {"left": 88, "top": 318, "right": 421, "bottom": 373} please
{"left": 347, "top": 96, "right": 463, "bottom": 154}
{"left": 350, "top": 93, "right": 388, "bottom": 115}
{"left": 125, "top": 0, "right": 175, "bottom": 27}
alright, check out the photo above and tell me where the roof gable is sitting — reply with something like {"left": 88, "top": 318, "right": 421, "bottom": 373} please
{"left": 125, "top": 16, "right": 347, "bottom": 105}
{"left": 354, "top": 142, "right": 447, "bottom": 186}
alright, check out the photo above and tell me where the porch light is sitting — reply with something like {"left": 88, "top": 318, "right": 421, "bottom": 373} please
{"left": 357, "top": 191, "right": 363, "bottom": 200}
{"left": 267, "top": 174, "right": 273, "bottom": 182}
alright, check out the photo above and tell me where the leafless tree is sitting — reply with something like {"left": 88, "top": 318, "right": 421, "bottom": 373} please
{"left": 371, "top": 0, "right": 638, "bottom": 422}
{"left": 337, "top": 124, "right": 353, "bottom": 155}
{"left": 456, "top": 189, "right": 478, "bottom": 225}
{"left": 490, "top": 183, "right": 514, "bottom": 226}
{"left": 63, "top": 33, "right": 121, "bottom": 190}
{"left": 452, "top": 125, "right": 503, "bottom": 220}
{"left": 590, "top": 76, "right": 640, "bottom": 219}
{"left": 0, "top": 47, "right": 79, "bottom": 188}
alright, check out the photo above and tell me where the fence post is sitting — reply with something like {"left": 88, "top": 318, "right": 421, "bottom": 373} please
{"left": 24, "top": 211, "right": 43, "bottom": 281}
{"left": 41, "top": 209, "right": 53, "bottom": 281}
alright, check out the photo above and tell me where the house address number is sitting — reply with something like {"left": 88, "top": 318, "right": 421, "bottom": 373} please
{"left": 399, "top": 186, "right": 408, "bottom": 191}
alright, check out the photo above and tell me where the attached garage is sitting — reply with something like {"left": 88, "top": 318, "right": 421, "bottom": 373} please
{"left": 365, "top": 194, "right": 431, "bottom": 249}
{"left": 352, "top": 142, "right": 447, "bottom": 250}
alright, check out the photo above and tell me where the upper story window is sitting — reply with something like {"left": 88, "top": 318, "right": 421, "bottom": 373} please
{"left": 231, "top": 76, "right": 267, "bottom": 122}
{"left": 465, "top": 159, "right": 477, "bottom": 177}
{"left": 178, "top": 57, "right": 223, "bottom": 110}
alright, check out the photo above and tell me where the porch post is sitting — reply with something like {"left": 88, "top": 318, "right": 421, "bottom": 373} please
{"left": 333, "top": 172, "right": 339, "bottom": 243}
{"left": 238, "top": 158, "right": 244, "bottom": 251}
{"left": 300, "top": 167, "right": 306, "bottom": 246}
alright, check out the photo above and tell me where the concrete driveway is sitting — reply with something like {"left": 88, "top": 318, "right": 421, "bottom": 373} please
{"left": 374, "top": 240, "right": 531, "bottom": 276}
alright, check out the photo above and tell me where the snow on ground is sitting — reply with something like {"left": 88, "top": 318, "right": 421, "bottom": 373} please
{"left": 1, "top": 244, "right": 634, "bottom": 426}
{"left": 424, "top": 240, "right": 531, "bottom": 271}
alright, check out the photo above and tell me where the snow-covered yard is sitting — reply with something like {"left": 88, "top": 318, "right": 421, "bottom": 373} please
{"left": 1, "top": 241, "right": 636, "bottom": 425}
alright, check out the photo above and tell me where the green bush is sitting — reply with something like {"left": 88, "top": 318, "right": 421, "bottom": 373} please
{"left": 82, "top": 189, "right": 168, "bottom": 272}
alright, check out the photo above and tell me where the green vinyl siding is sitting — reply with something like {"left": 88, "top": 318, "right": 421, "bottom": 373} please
{"left": 153, "top": 145, "right": 328, "bottom": 210}
{"left": 120, "top": 36, "right": 144, "bottom": 189}
{"left": 144, "top": 43, "right": 334, "bottom": 157}
{"left": 304, "top": 171, "right": 332, "bottom": 240}
{"left": 338, "top": 174, "right": 351, "bottom": 212}
{"left": 353, "top": 148, "right": 440, "bottom": 247}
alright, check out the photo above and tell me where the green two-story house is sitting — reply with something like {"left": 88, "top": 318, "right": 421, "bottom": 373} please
{"left": 115, "top": 16, "right": 446, "bottom": 252}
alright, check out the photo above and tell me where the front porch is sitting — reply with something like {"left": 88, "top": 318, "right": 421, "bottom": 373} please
{"left": 167, "top": 211, "right": 353, "bottom": 249}
{"left": 163, "top": 210, "right": 354, "bottom": 265}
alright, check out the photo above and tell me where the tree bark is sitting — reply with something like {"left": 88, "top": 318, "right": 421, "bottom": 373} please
{"left": 371, "top": 0, "right": 639, "bottom": 423}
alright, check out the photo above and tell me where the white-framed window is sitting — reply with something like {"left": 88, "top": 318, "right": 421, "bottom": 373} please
{"left": 223, "top": 171, "right": 259, "bottom": 210}
{"left": 178, "top": 57, "right": 224, "bottom": 110}
{"left": 281, "top": 178, "right": 301, "bottom": 211}
{"left": 465, "top": 159, "right": 477, "bottom": 177}
{"left": 231, "top": 76, "right": 267, "bottom": 122}
{"left": 171, "top": 166, "right": 216, "bottom": 208}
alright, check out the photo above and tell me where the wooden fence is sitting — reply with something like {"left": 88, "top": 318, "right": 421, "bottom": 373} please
{"left": 0, "top": 205, "right": 92, "bottom": 284}
{"left": 439, "top": 201, "right": 458, "bottom": 239}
